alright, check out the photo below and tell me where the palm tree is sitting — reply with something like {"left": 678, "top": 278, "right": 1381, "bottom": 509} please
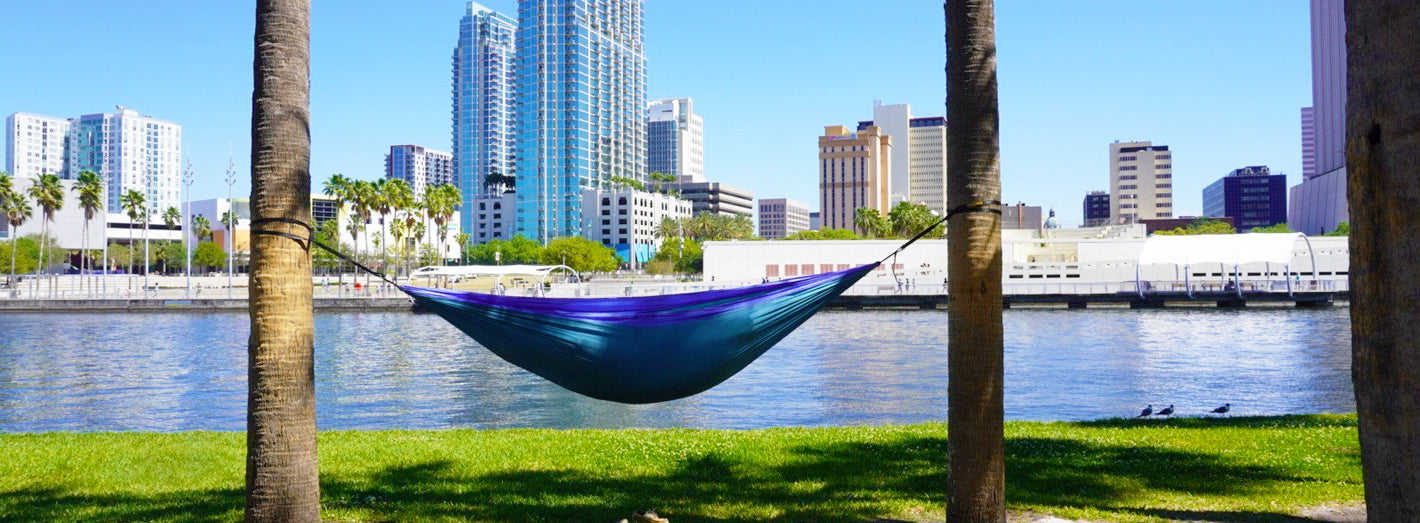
{"left": 853, "top": 207, "right": 889, "bottom": 238}
{"left": 374, "top": 178, "right": 395, "bottom": 272}
{"left": 27, "top": 173, "right": 65, "bottom": 284}
{"left": 247, "top": 0, "right": 319, "bottom": 519}
{"left": 427, "top": 184, "right": 460, "bottom": 263}
{"left": 191, "top": 214, "right": 212, "bottom": 243}
{"left": 383, "top": 180, "right": 414, "bottom": 273}
{"left": 120, "top": 190, "right": 146, "bottom": 276}
{"left": 2, "top": 192, "right": 33, "bottom": 279}
{"left": 1346, "top": 2, "right": 1420, "bottom": 518}
{"left": 348, "top": 179, "right": 376, "bottom": 283}
{"left": 74, "top": 171, "right": 105, "bottom": 289}
{"left": 160, "top": 207, "right": 181, "bottom": 276}
{"left": 945, "top": 1, "right": 1005, "bottom": 520}
{"left": 0, "top": 171, "right": 17, "bottom": 277}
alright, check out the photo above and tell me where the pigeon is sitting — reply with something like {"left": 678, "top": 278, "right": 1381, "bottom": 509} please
{"left": 1156, "top": 405, "right": 1174, "bottom": 417}
{"left": 1210, "top": 403, "right": 1231, "bottom": 416}
{"left": 1137, "top": 405, "right": 1153, "bottom": 418}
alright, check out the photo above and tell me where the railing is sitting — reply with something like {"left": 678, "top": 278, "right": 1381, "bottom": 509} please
{"left": 1122, "top": 278, "right": 1348, "bottom": 295}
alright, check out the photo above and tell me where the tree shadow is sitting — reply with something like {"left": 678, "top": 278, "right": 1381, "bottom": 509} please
{"left": 0, "top": 427, "right": 1355, "bottom": 522}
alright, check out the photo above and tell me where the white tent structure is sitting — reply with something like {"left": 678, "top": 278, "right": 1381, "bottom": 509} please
{"left": 409, "top": 264, "right": 579, "bottom": 294}
{"left": 1134, "top": 233, "right": 1318, "bottom": 298}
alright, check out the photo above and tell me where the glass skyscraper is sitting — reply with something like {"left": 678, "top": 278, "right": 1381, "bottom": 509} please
{"left": 514, "top": 0, "right": 647, "bottom": 243}
{"left": 453, "top": 2, "right": 516, "bottom": 239}
{"left": 68, "top": 107, "right": 183, "bottom": 215}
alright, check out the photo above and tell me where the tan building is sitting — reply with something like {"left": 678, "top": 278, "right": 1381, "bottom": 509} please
{"left": 819, "top": 125, "right": 891, "bottom": 233}
{"left": 1109, "top": 141, "right": 1173, "bottom": 224}
{"left": 758, "top": 198, "right": 811, "bottom": 239}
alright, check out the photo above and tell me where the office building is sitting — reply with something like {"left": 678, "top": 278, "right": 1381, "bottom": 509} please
{"left": 647, "top": 98, "right": 703, "bottom": 183}
{"left": 1108, "top": 141, "right": 1172, "bottom": 224}
{"left": 758, "top": 198, "right": 810, "bottom": 240}
{"left": 819, "top": 125, "right": 891, "bottom": 233}
{"left": 581, "top": 187, "right": 690, "bottom": 263}
{"left": 515, "top": 0, "right": 647, "bottom": 243}
{"left": 857, "top": 103, "right": 948, "bottom": 215}
{"left": 385, "top": 144, "right": 454, "bottom": 196}
{"left": 453, "top": 2, "right": 517, "bottom": 238}
{"left": 1290, "top": 0, "right": 1349, "bottom": 235}
{"left": 470, "top": 189, "right": 516, "bottom": 244}
{"left": 1202, "top": 166, "right": 1287, "bottom": 231}
{"left": 5, "top": 112, "right": 71, "bottom": 179}
{"left": 1300, "top": 107, "right": 1316, "bottom": 179}
{"left": 667, "top": 181, "right": 753, "bottom": 218}
{"left": 67, "top": 107, "right": 183, "bottom": 216}
{"left": 1083, "top": 191, "right": 1110, "bottom": 227}
{"left": 1001, "top": 203, "right": 1044, "bottom": 231}
{"left": 809, "top": 211, "right": 821, "bottom": 231}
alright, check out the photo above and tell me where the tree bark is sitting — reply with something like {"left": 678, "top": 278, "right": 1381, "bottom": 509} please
{"left": 246, "top": 0, "right": 318, "bottom": 521}
{"left": 1346, "top": 1, "right": 1420, "bottom": 520}
{"left": 945, "top": 1, "right": 1005, "bottom": 521}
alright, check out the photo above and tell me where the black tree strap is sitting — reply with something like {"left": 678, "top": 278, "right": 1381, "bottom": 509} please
{"left": 877, "top": 200, "right": 1002, "bottom": 264}
{"left": 250, "top": 217, "right": 400, "bottom": 288}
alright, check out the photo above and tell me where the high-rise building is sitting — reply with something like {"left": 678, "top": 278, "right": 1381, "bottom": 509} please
{"left": 819, "top": 125, "right": 891, "bottom": 233}
{"left": 515, "top": 0, "right": 647, "bottom": 244}
{"left": 1203, "top": 166, "right": 1288, "bottom": 231}
{"left": 857, "top": 103, "right": 948, "bottom": 215}
{"left": 1300, "top": 106, "right": 1316, "bottom": 179}
{"left": 68, "top": 107, "right": 183, "bottom": 215}
{"left": 5, "top": 112, "right": 71, "bottom": 179}
{"left": 1291, "top": 0, "right": 1348, "bottom": 235}
{"left": 647, "top": 98, "right": 703, "bottom": 183}
{"left": 453, "top": 2, "right": 517, "bottom": 240}
{"left": 757, "top": 198, "right": 810, "bottom": 239}
{"left": 385, "top": 144, "right": 454, "bottom": 196}
{"left": 1082, "top": 191, "right": 1110, "bottom": 227}
{"left": 666, "top": 181, "right": 754, "bottom": 218}
{"left": 1108, "top": 141, "right": 1172, "bottom": 224}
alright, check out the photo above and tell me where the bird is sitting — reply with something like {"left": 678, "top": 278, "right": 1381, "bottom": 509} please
{"left": 1156, "top": 405, "right": 1174, "bottom": 417}
{"left": 1210, "top": 403, "right": 1231, "bottom": 416}
{"left": 1137, "top": 405, "right": 1153, "bottom": 418}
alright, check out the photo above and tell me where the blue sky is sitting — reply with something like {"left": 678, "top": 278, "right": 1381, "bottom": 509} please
{"left": 0, "top": 1, "right": 1309, "bottom": 226}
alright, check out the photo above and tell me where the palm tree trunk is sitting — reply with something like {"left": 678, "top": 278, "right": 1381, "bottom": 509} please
{"left": 1347, "top": 1, "right": 1420, "bottom": 519}
{"left": 944, "top": 1, "right": 1005, "bottom": 521}
{"left": 246, "top": 0, "right": 319, "bottom": 521}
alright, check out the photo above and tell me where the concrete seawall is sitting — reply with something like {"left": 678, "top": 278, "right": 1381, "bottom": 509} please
{"left": 0, "top": 297, "right": 414, "bottom": 313}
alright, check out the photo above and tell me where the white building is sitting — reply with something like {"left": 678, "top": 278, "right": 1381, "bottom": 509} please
{"left": 1109, "top": 141, "right": 1173, "bottom": 223}
{"left": 6, "top": 112, "right": 71, "bottom": 179}
{"left": 386, "top": 144, "right": 454, "bottom": 197}
{"left": 1291, "top": 0, "right": 1349, "bottom": 236}
{"left": 68, "top": 107, "right": 183, "bottom": 216}
{"left": 758, "top": 198, "right": 810, "bottom": 239}
{"left": 4, "top": 177, "right": 106, "bottom": 249}
{"left": 470, "top": 188, "right": 516, "bottom": 244}
{"left": 647, "top": 98, "right": 704, "bottom": 183}
{"left": 582, "top": 187, "right": 691, "bottom": 263}
{"left": 859, "top": 103, "right": 948, "bottom": 214}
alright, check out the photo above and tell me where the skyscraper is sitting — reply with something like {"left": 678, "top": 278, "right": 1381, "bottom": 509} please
{"left": 1300, "top": 106, "right": 1316, "bottom": 179}
{"left": 385, "top": 144, "right": 454, "bottom": 196}
{"left": 514, "top": 0, "right": 647, "bottom": 244}
{"left": 647, "top": 98, "right": 703, "bottom": 183}
{"left": 1082, "top": 191, "right": 1110, "bottom": 227}
{"left": 5, "top": 112, "right": 71, "bottom": 179}
{"left": 1290, "top": 0, "right": 1348, "bottom": 235}
{"left": 68, "top": 107, "right": 183, "bottom": 214}
{"left": 857, "top": 103, "right": 948, "bottom": 215}
{"left": 819, "top": 125, "right": 891, "bottom": 233}
{"left": 1203, "top": 166, "right": 1287, "bottom": 231}
{"left": 1108, "top": 141, "right": 1172, "bottom": 224}
{"left": 453, "top": 2, "right": 517, "bottom": 240}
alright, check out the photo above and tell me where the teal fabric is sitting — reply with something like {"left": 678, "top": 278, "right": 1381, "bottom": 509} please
{"left": 402, "top": 264, "right": 876, "bottom": 404}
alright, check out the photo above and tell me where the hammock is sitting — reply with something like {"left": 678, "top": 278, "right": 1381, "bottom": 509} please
{"left": 401, "top": 263, "right": 876, "bottom": 404}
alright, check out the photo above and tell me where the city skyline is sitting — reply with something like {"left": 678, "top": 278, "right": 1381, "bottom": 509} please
{"left": 0, "top": 1, "right": 1309, "bottom": 227}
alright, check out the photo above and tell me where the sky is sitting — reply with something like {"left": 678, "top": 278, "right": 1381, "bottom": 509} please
{"left": 0, "top": 1, "right": 1310, "bottom": 227}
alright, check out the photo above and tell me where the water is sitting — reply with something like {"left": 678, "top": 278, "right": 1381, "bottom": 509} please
{"left": 0, "top": 307, "right": 1354, "bottom": 432}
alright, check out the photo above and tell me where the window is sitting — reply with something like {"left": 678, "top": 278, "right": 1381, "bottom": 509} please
{"left": 765, "top": 265, "right": 779, "bottom": 277}
{"left": 1118, "top": 166, "right": 1137, "bottom": 171}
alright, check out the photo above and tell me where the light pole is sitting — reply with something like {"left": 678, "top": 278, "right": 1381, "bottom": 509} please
{"left": 143, "top": 203, "right": 150, "bottom": 297}
{"left": 183, "top": 159, "right": 194, "bottom": 297}
{"left": 225, "top": 156, "right": 236, "bottom": 299}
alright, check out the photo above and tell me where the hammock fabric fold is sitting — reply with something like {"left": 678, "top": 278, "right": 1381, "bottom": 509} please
{"left": 401, "top": 263, "right": 877, "bottom": 404}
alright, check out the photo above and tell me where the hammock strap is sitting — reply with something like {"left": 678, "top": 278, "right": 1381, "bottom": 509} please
{"left": 250, "top": 217, "right": 400, "bottom": 288}
{"left": 877, "top": 200, "right": 1001, "bottom": 264}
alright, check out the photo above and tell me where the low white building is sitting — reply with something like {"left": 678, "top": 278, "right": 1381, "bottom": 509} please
{"left": 3, "top": 177, "right": 106, "bottom": 249}
{"left": 469, "top": 188, "right": 516, "bottom": 244}
{"left": 582, "top": 187, "right": 692, "bottom": 263}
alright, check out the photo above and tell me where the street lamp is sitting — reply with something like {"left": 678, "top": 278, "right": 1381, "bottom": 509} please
{"left": 225, "top": 156, "right": 236, "bottom": 299}
{"left": 183, "top": 159, "right": 194, "bottom": 297}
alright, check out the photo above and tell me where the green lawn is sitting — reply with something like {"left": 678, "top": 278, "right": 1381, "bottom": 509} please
{"left": 0, "top": 415, "right": 1360, "bottom": 522}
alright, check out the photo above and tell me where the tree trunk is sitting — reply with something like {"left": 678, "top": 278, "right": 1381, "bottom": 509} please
{"left": 1346, "top": 1, "right": 1420, "bottom": 519}
{"left": 944, "top": 1, "right": 1005, "bottom": 521}
{"left": 246, "top": 0, "right": 318, "bottom": 521}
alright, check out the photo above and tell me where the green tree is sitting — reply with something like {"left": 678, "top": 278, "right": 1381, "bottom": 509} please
{"left": 120, "top": 190, "right": 146, "bottom": 274}
{"left": 888, "top": 201, "right": 944, "bottom": 238}
{"left": 1249, "top": 223, "right": 1293, "bottom": 233}
{"left": 541, "top": 236, "right": 619, "bottom": 272}
{"left": 783, "top": 228, "right": 861, "bottom": 241}
{"left": 26, "top": 173, "right": 65, "bottom": 275}
{"left": 191, "top": 214, "right": 212, "bottom": 243}
{"left": 0, "top": 235, "right": 65, "bottom": 276}
{"left": 73, "top": 171, "right": 105, "bottom": 282}
{"left": 105, "top": 242, "right": 133, "bottom": 272}
{"left": 651, "top": 236, "right": 703, "bottom": 273}
{"left": 608, "top": 175, "right": 645, "bottom": 191}
{"left": 1324, "top": 221, "right": 1350, "bottom": 236}
{"left": 247, "top": 0, "right": 319, "bottom": 519}
{"left": 427, "top": 183, "right": 461, "bottom": 262}
{"left": 465, "top": 235, "right": 544, "bottom": 265}
{"left": 1346, "top": 2, "right": 1420, "bottom": 517}
{"left": 2, "top": 183, "right": 34, "bottom": 276}
{"left": 193, "top": 241, "right": 226, "bottom": 271}
{"left": 946, "top": 0, "right": 1007, "bottom": 519}
{"left": 648, "top": 171, "right": 679, "bottom": 195}
{"left": 852, "top": 207, "right": 891, "bottom": 238}
{"left": 312, "top": 219, "right": 347, "bottom": 273}
{"left": 1152, "top": 217, "right": 1237, "bottom": 236}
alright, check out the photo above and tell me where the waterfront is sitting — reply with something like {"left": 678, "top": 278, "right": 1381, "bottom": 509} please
{"left": 0, "top": 308, "right": 1353, "bottom": 432}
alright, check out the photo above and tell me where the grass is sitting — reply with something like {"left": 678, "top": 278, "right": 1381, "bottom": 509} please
{"left": 0, "top": 415, "right": 1360, "bottom": 522}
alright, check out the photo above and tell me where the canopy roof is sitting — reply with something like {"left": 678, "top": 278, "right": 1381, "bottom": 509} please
{"left": 1137, "top": 233, "right": 1305, "bottom": 266}
{"left": 410, "top": 264, "right": 575, "bottom": 278}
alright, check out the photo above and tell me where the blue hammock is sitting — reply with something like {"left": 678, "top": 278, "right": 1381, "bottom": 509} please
{"left": 400, "top": 263, "right": 876, "bottom": 404}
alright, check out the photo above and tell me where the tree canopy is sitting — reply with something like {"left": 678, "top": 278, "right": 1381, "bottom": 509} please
{"left": 540, "top": 236, "right": 619, "bottom": 272}
{"left": 1152, "top": 218, "right": 1237, "bottom": 235}
{"left": 465, "top": 235, "right": 544, "bottom": 265}
{"left": 783, "top": 228, "right": 862, "bottom": 241}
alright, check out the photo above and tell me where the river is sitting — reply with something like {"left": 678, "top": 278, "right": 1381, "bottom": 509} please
{"left": 0, "top": 307, "right": 1353, "bottom": 432}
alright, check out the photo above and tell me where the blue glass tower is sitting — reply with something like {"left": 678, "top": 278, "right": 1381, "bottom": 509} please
{"left": 453, "top": 2, "right": 517, "bottom": 240}
{"left": 514, "top": 0, "right": 647, "bottom": 243}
